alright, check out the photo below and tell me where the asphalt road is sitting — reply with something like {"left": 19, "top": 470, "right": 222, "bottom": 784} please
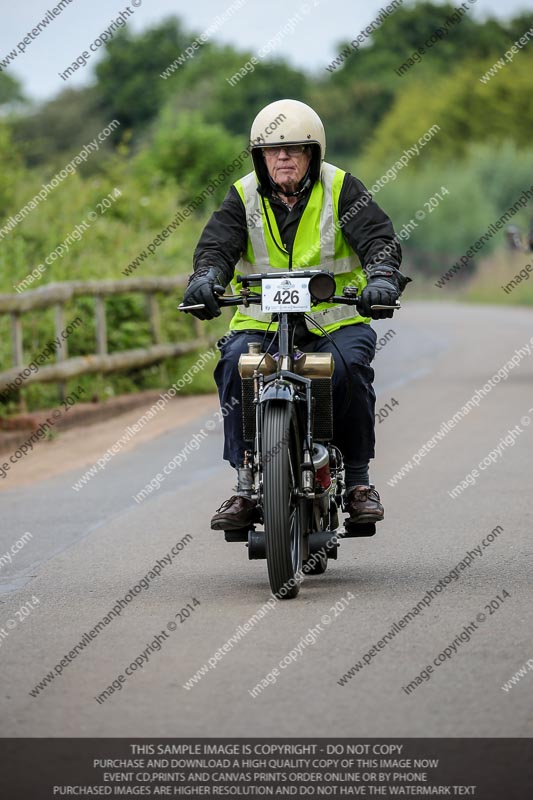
{"left": 1, "top": 301, "right": 532, "bottom": 737}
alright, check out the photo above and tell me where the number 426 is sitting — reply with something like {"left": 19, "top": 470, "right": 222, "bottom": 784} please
{"left": 273, "top": 289, "right": 299, "bottom": 304}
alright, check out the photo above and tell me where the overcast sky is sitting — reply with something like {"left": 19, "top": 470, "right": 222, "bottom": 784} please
{"left": 2, "top": 0, "right": 533, "bottom": 102}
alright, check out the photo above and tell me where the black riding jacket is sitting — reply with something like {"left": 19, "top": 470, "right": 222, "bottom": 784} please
{"left": 193, "top": 171, "right": 403, "bottom": 288}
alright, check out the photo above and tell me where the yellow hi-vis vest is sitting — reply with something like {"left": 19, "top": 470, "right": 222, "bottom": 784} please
{"left": 229, "top": 162, "right": 369, "bottom": 334}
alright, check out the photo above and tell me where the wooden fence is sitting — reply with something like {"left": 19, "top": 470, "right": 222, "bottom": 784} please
{"left": 0, "top": 277, "right": 207, "bottom": 398}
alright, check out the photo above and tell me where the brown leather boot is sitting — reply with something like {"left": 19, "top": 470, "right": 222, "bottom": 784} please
{"left": 345, "top": 485, "right": 384, "bottom": 524}
{"left": 210, "top": 495, "right": 258, "bottom": 531}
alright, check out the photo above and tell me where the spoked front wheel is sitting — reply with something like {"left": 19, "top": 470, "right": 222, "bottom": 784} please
{"left": 262, "top": 402, "right": 306, "bottom": 599}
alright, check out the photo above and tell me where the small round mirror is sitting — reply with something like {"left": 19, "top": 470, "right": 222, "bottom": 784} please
{"left": 308, "top": 272, "right": 336, "bottom": 302}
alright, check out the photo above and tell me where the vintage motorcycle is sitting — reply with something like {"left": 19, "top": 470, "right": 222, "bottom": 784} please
{"left": 180, "top": 270, "right": 399, "bottom": 599}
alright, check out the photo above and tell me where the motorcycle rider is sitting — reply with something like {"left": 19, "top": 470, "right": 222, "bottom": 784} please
{"left": 182, "top": 99, "right": 410, "bottom": 531}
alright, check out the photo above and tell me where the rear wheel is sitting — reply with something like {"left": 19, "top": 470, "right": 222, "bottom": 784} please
{"left": 262, "top": 403, "right": 305, "bottom": 599}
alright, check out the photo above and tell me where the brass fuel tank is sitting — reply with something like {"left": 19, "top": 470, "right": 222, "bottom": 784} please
{"left": 238, "top": 342, "right": 334, "bottom": 379}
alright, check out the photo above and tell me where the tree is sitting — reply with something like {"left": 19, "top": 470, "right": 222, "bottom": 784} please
{"left": 135, "top": 108, "right": 245, "bottom": 205}
{"left": 310, "top": 81, "right": 394, "bottom": 161}
{"left": 0, "top": 123, "right": 22, "bottom": 215}
{"left": 505, "top": 12, "right": 533, "bottom": 42}
{"left": 203, "top": 57, "right": 309, "bottom": 136}
{"left": 328, "top": 1, "right": 509, "bottom": 84}
{"left": 0, "top": 72, "right": 24, "bottom": 107}
{"left": 317, "top": 2, "right": 509, "bottom": 159}
{"left": 361, "top": 51, "right": 533, "bottom": 166}
{"left": 10, "top": 87, "right": 110, "bottom": 168}
{"left": 95, "top": 18, "right": 191, "bottom": 132}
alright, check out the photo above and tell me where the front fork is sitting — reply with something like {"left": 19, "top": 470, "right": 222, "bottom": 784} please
{"left": 251, "top": 372, "right": 313, "bottom": 505}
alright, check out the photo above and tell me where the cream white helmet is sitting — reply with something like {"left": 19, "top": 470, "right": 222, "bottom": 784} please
{"left": 250, "top": 99, "right": 326, "bottom": 190}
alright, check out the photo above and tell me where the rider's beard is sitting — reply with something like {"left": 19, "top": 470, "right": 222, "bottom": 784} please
{"left": 273, "top": 163, "right": 302, "bottom": 196}
{"left": 276, "top": 176, "right": 299, "bottom": 195}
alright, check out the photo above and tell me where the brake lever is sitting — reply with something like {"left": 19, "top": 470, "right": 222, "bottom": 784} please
{"left": 178, "top": 284, "right": 226, "bottom": 312}
{"left": 370, "top": 302, "right": 401, "bottom": 310}
{"left": 178, "top": 303, "right": 205, "bottom": 312}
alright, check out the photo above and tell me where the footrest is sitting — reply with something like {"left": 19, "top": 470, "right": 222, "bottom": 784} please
{"left": 342, "top": 521, "right": 377, "bottom": 538}
{"left": 224, "top": 527, "right": 250, "bottom": 542}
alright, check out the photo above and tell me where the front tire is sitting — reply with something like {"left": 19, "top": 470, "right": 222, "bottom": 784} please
{"left": 262, "top": 402, "right": 304, "bottom": 599}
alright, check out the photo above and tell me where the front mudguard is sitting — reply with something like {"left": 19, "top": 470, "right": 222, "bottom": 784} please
{"left": 258, "top": 379, "right": 296, "bottom": 405}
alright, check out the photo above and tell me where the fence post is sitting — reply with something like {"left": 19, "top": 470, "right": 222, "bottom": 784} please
{"left": 95, "top": 296, "right": 107, "bottom": 355}
{"left": 193, "top": 317, "right": 203, "bottom": 339}
{"left": 146, "top": 293, "right": 161, "bottom": 344}
{"left": 10, "top": 313, "right": 23, "bottom": 368}
{"left": 146, "top": 292, "right": 167, "bottom": 385}
{"left": 7, "top": 313, "right": 24, "bottom": 411}
{"left": 94, "top": 296, "right": 108, "bottom": 401}
{"left": 54, "top": 304, "right": 67, "bottom": 402}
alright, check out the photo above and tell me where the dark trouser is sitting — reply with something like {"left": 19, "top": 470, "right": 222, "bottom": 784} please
{"left": 214, "top": 323, "right": 377, "bottom": 468}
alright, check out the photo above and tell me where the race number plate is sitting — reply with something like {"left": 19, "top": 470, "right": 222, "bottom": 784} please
{"left": 261, "top": 277, "right": 311, "bottom": 313}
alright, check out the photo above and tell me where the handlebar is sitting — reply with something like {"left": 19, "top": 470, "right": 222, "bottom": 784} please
{"left": 179, "top": 296, "right": 400, "bottom": 311}
{"left": 178, "top": 270, "right": 401, "bottom": 313}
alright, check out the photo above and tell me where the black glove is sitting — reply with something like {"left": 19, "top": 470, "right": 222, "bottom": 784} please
{"left": 182, "top": 267, "right": 226, "bottom": 320}
{"left": 359, "top": 267, "right": 411, "bottom": 320}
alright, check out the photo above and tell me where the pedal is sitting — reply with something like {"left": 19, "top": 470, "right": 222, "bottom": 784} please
{"left": 342, "top": 521, "right": 377, "bottom": 538}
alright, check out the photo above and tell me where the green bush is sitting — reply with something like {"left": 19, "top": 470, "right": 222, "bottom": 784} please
{"left": 134, "top": 109, "right": 247, "bottom": 205}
